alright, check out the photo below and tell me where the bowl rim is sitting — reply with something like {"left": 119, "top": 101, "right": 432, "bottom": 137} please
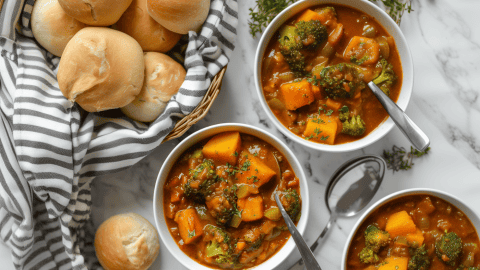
{"left": 340, "top": 188, "right": 480, "bottom": 269}
{"left": 153, "top": 123, "right": 310, "bottom": 270}
{"left": 253, "top": 0, "right": 414, "bottom": 152}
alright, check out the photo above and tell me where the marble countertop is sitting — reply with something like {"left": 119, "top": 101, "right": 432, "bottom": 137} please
{"left": 2, "top": 0, "right": 480, "bottom": 269}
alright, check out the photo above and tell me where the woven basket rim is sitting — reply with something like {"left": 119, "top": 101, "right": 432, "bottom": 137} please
{"left": 163, "top": 66, "right": 227, "bottom": 142}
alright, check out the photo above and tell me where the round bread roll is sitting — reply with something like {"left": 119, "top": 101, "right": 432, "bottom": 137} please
{"left": 147, "top": 0, "right": 210, "bottom": 34}
{"left": 121, "top": 52, "right": 186, "bottom": 122}
{"left": 58, "top": 27, "right": 144, "bottom": 112}
{"left": 57, "top": 0, "right": 132, "bottom": 26}
{"left": 116, "top": 0, "right": 182, "bottom": 52}
{"left": 95, "top": 213, "right": 160, "bottom": 270}
{"left": 31, "top": 0, "right": 86, "bottom": 57}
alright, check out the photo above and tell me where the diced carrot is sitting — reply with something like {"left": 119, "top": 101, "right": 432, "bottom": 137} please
{"left": 377, "top": 257, "right": 408, "bottom": 270}
{"left": 296, "top": 9, "right": 323, "bottom": 23}
{"left": 287, "top": 177, "right": 299, "bottom": 188}
{"left": 343, "top": 36, "right": 380, "bottom": 66}
{"left": 406, "top": 228, "right": 424, "bottom": 247}
{"left": 202, "top": 131, "right": 242, "bottom": 165}
{"left": 311, "top": 85, "right": 323, "bottom": 100}
{"left": 236, "top": 151, "right": 276, "bottom": 188}
{"left": 303, "top": 117, "right": 337, "bottom": 145}
{"left": 385, "top": 210, "right": 417, "bottom": 238}
{"left": 310, "top": 7, "right": 338, "bottom": 28}
{"left": 235, "top": 241, "right": 246, "bottom": 253}
{"left": 328, "top": 23, "right": 343, "bottom": 46}
{"left": 279, "top": 80, "right": 315, "bottom": 110}
{"left": 174, "top": 208, "right": 203, "bottom": 244}
{"left": 325, "top": 98, "right": 342, "bottom": 110}
{"left": 170, "top": 188, "right": 182, "bottom": 203}
{"left": 237, "top": 195, "right": 264, "bottom": 222}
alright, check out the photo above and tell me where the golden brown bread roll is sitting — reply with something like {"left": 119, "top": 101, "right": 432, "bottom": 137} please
{"left": 121, "top": 52, "right": 186, "bottom": 122}
{"left": 58, "top": 27, "right": 144, "bottom": 112}
{"left": 147, "top": 0, "right": 210, "bottom": 34}
{"left": 116, "top": 0, "right": 182, "bottom": 52}
{"left": 57, "top": 0, "right": 132, "bottom": 26}
{"left": 94, "top": 213, "right": 160, "bottom": 270}
{"left": 31, "top": 0, "right": 86, "bottom": 57}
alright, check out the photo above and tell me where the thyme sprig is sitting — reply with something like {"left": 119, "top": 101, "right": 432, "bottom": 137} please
{"left": 248, "top": 0, "right": 413, "bottom": 38}
{"left": 383, "top": 145, "right": 430, "bottom": 172}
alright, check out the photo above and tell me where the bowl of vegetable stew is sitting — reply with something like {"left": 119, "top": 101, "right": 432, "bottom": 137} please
{"left": 254, "top": 0, "right": 414, "bottom": 152}
{"left": 342, "top": 188, "right": 480, "bottom": 270}
{"left": 153, "top": 123, "right": 309, "bottom": 269}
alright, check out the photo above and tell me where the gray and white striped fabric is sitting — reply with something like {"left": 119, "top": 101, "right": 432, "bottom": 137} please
{"left": 0, "top": 0, "right": 238, "bottom": 268}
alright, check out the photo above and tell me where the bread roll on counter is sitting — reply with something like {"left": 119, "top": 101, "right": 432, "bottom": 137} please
{"left": 31, "top": 0, "right": 86, "bottom": 57}
{"left": 121, "top": 52, "right": 186, "bottom": 122}
{"left": 147, "top": 0, "right": 210, "bottom": 34}
{"left": 58, "top": 0, "right": 132, "bottom": 26}
{"left": 94, "top": 213, "right": 160, "bottom": 270}
{"left": 58, "top": 27, "right": 144, "bottom": 112}
{"left": 116, "top": 0, "right": 181, "bottom": 52}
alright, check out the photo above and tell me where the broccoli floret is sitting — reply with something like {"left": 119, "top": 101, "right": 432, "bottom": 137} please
{"left": 281, "top": 48, "right": 306, "bottom": 76}
{"left": 338, "top": 106, "right": 350, "bottom": 122}
{"left": 364, "top": 225, "right": 390, "bottom": 252}
{"left": 320, "top": 63, "right": 366, "bottom": 99}
{"left": 279, "top": 189, "right": 301, "bottom": 221}
{"left": 408, "top": 245, "right": 431, "bottom": 270}
{"left": 436, "top": 232, "right": 463, "bottom": 266}
{"left": 341, "top": 115, "right": 366, "bottom": 136}
{"left": 372, "top": 59, "right": 398, "bottom": 96}
{"left": 359, "top": 247, "right": 380, "bottom": 264}
{"left": 295, "top": 20, "right": 328, "bottom": 49}
{"left": 184, "top": 159, "right": 217, "bottom": 202}
{"left": 204, "top": 225, "right": 239, "bottom": 267}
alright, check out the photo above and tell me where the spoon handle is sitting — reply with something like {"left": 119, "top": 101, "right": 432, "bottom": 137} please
{"left": 287, "top": 214, "right": 336, "bottom": 270}
{"left": 275, "top": 194, "right": 322, "bottom": 270}
{"left": 367, "top": 81, "right": 430, "bottom": 151}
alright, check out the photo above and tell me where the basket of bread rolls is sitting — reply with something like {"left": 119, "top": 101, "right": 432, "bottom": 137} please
{"left": 30, "top": 0, "right": 233, "bottom": 141}
{"left": 0, "top": 0, "right": 237, "bottom": 269}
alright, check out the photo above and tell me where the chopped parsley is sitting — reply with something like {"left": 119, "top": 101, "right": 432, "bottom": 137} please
{"left": 326, "top": 109, "right": 333, "bottom": 116}
{"left": 188, "top": 230, "right": 196, "bottom": 238}
{"left": 339, "top": 105, "right": 349, "bottom": 113}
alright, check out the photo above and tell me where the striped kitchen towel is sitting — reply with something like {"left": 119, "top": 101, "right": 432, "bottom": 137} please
{"left": 0, "top": 0, "right": 238, "bottom": 269}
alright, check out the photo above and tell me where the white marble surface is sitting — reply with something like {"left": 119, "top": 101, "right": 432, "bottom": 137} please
{"left": 2, "top": 0, "right": 480, "bottom": 269}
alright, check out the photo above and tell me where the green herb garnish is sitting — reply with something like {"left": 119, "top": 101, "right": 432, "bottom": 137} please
{"left": 383, "top": 145, "right": 430, "bottom": 172}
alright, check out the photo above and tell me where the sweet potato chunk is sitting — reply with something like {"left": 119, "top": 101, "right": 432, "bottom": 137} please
{"left": 236, "top": 151, "right": 276, "bottom": 188}
{"left": 406, "top": 228, "right": 424, "bottom": 247}
{"left": 377, "top": 257, "right": 408, "bottom": 270}
{"left": 296, "top": 9, "right": 323, "bottom": 23}
{"left": 279, "top": 80, "right": 315, "bottom": 110}
{"left": 343, "top": 36, "right": 380, "bottom": 66}
{"left": 237, "top": 196, "right": 264, "bottom": 222}
{"left": 202, "top": 131, "right": 241, "bottom": 165}
{"left": 303, "top": 117, "right": 337, "bottom": 145}
{"left": 325, "top": 98, "right": 342, "bottom": 111}
{"left": 385, "top": 210, "right": 417, "bottom": 238}
{"left": 174, "top": 208, "right": 203, "bottom": 244}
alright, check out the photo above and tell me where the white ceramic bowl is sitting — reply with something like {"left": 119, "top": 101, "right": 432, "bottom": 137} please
{"left": 254, "top": 0, "right": 414, "bottom": 152}
{"left": 341, "top": 188, "right": 480, "bottom": 269}
{"left": 153, "top": 123, "right": 310, "bottom": 270}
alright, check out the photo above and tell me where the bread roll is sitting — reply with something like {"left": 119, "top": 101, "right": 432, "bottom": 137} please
{"left": 121, "top": 52, "right": 186, "bottom": 122}
{"left": 58, "top": 27, "right": 144, "bottom": 112}
{"left": 147, "top": 0, "right": 210, "bottom": 34}
{"left": 57, "top": 0, "right": 132, "bottom": 26}
{"left": 94, "top": 213, "right": 160, "bottom": 270}
{"left": 116, "top": 0, "right": 181, "bottom": 52}
{"left": 31, "top": 0, "right": 86, "bottom": 57}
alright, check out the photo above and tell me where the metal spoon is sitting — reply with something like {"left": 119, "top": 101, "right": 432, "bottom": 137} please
{"left": 275, "top": 193, "right": 322, "bottom": 270}
{"left": 368, "top": 81, "right": 430, "bottom": 151}
{"left": 288, "top": 154, "right": 386, "bottom": 270}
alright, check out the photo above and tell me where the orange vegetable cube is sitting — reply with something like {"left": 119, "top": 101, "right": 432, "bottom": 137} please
{"left": 325, "top": 98, "right": 342, "bottom": 111}
{"left": 279, "top": 80, "right": 315, "bottom": 110}
{"left": 174, "top": 208, "right": 203, "bottom": 244}
{"left": 378, "top": 257, "right": 408, "bottom": 270}
{"left": 406, "top": 228, "right": 424, "bottom": 247}
{"left": 311, "top": 85, "right": 322, "bottom": 100}
{"left": 303, "top": 117, "right": 337, "bottom": 145}
{"left": 296, "top": 9, "right": 323, "bottom": 23}
{"left": 202, "top": 131, "right": 241, "bottom": 165}
{"left": 236, "top": 151, "right": 276, "bottom": 188}
{"left": 343, "top": 36, "right": 380, "bottom": 66}
{"left": 385, "top": 211, "right": 417, "bottom": 238}
{"left": 237, "top": 195, "right": 264, "bottom": 222}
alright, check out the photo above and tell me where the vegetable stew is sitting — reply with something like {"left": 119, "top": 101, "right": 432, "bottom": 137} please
{"left": 163, "top": 131, "right": 302, "bottom": 269}
{"left": 261, "top": 4, "right": 403, "bottom": 145}
{"left": 346, "top": 195, "right": 480, "bottom": 270}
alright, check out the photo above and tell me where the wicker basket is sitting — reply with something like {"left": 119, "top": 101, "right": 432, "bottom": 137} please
{"left": 163, "top": 66, "right": 227, "bottom": 142}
